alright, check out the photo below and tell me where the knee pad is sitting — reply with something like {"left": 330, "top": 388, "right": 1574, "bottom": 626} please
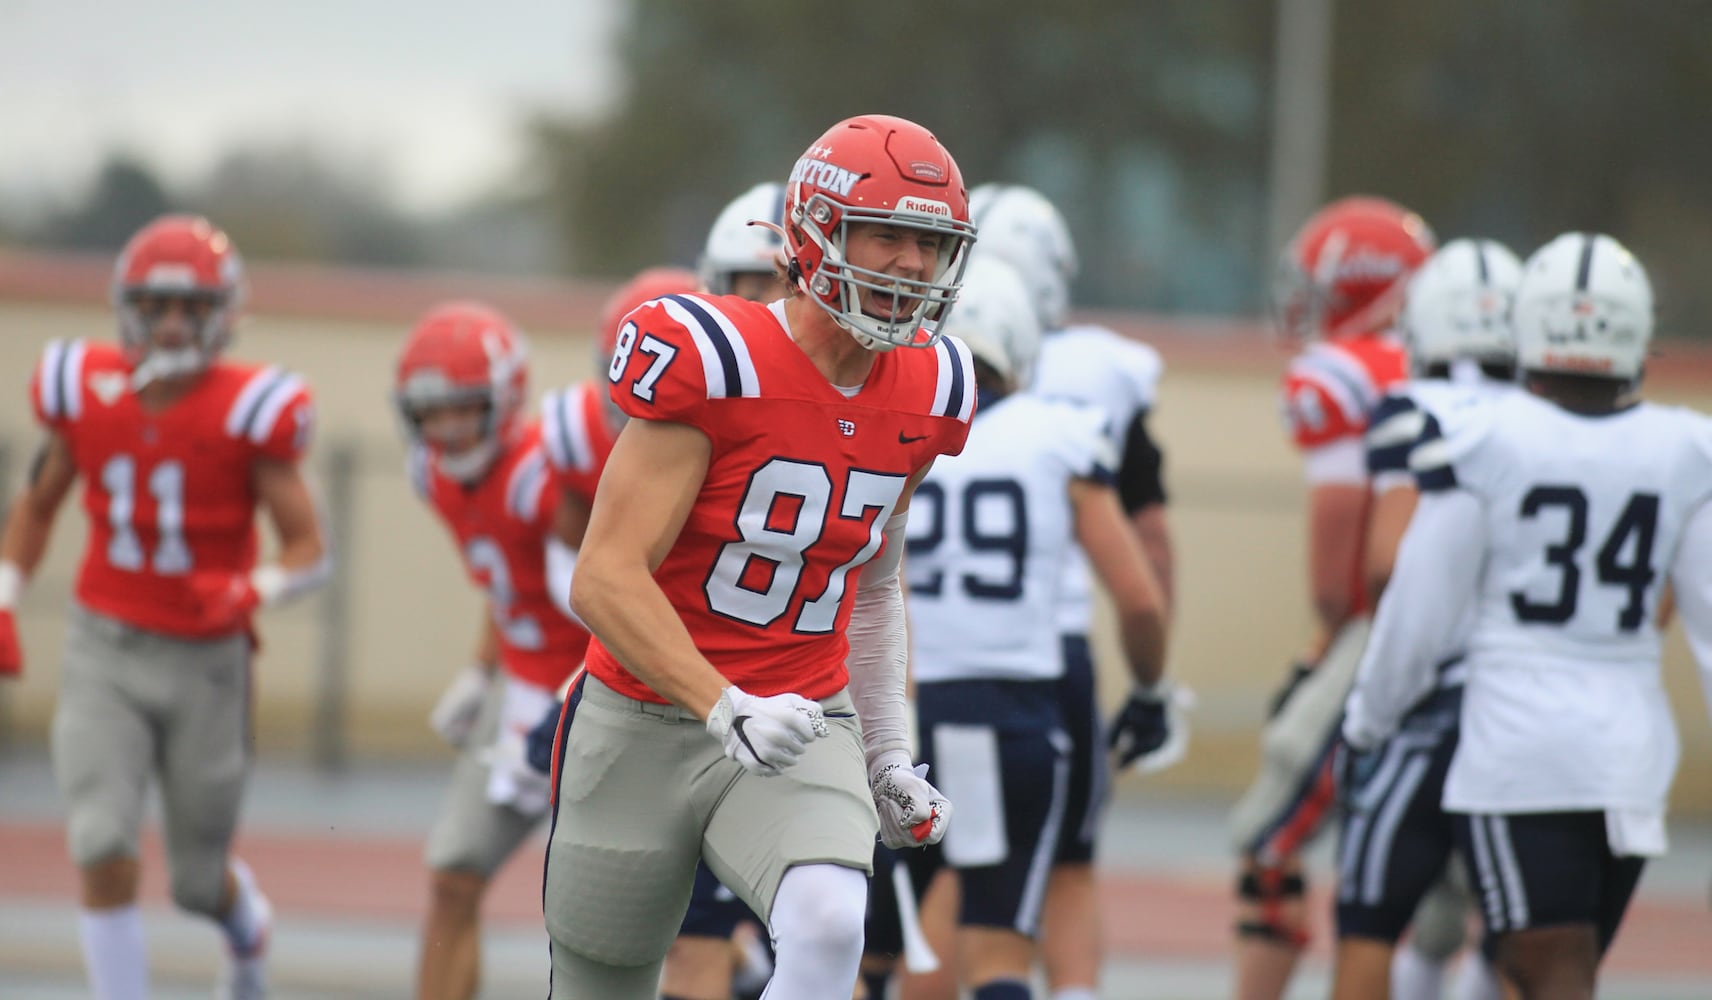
{"left": 66, "top": 814, "right": 134, "bottom": 872}
{"left": 1236, "top": 868, "right": 1308, "bottom": 948}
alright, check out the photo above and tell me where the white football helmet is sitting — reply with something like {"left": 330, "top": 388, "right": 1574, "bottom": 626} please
{"left": 968, "top": 184, "right": 1078, "bottom": 331}
{"left": 700, "top": 182, "right": 787, "bottom": 295}
{"left": 1402, "top": 238, "right": 1523, "bottom": 371}
{"left": 1513, "top": 232, "right": 1653, "bottom": 380}
{"left": 940, "top": 255, "right": 1041, "bottom": 387}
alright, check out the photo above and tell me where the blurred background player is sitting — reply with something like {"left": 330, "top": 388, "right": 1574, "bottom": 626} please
{"left": 1228, "top": 196, "right": 1434, "bottom": 1000}
{"left": 953, "top": 183, "right": 1176, "bottom": 1000}
{"left": 1331, "top": 238, "right": 1523, "bottom": 1000}
{"left": 394, "top": 302, "right": 592, "bottom": 1000}
{"left": 1344, "top": 232, "right": 1712, "bottom": 1000}
{"left": 699, "top": 181, "right": 791, "bottom": 304}
{"left": 543, "top": 113, "right": 971, "bottom": 1000}
{"left": 904, "top": 255, "right": 1172, "bottom": 1000}
{"left": 0, "top": 214, "right": 328, "bottom": 1000}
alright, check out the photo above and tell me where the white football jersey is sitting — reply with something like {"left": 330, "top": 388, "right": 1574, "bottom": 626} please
{"left": 1364, "top": 372, "right": 1518, "bottom": 693}
{"left": 1349, "top": 390, "right": 1712, "bottom": 817}
{"left": 1029, "top": 323, "right": 1163, "bottom": 634}
{"left": 906, "top": 393, "right": 1116, "bottom": 683}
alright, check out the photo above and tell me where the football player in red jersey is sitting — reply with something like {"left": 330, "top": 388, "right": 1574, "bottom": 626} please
{"left": 541, "top": 114, "right": 978, "bottom": 1000}
{"left": 1227, "top": 197, "right": 1435, "bottom": 1000}
{"left": 394, "top": 302, "right": 596, "bottom": 1000}
{"left": 0, "top": 215, "right": 328, "bottom": 1000}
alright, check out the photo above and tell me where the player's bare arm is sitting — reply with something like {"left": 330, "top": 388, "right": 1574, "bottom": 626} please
{"left": 0, "top": 434, "right": 79, "bottom": 676}
{"left": 1, "top": 433, "right": 79, "bottom": 576}
{"left": 1128, "top": 501, "right": 1176, "bottom": 623}
{"left": 569, "top": 416, "right": 726, "bottom": 718}
{"left": 1072, "top": 478, "right": 1167, "bottom": 687}
{"left": 1307, "top": 481, "right": 1367, "bottom": 648}
{"left": 253, "top": 456, "right": 328, "bottom": 581}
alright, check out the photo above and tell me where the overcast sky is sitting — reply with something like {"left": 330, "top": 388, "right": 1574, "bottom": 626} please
{"left": 0, "top": 0, "right": 622, "bottom": 218}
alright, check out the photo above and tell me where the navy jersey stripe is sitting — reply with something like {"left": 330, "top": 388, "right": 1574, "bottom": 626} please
{"left": 666, "top": 294, "right": 743, "bottom": 399}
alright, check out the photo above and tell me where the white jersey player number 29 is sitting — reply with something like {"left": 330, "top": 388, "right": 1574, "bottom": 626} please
{"left": 705, "top": 458, "right": 905, "bottom": 634}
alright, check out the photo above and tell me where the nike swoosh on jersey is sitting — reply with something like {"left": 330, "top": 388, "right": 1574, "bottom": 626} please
{"left": 898, "top": 431, "right": 930, "bottom": 444}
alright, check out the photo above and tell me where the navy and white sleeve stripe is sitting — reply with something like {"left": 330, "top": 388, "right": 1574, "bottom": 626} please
{"left": 1365, "top": 394, "right": 1425, "bottom": 476}
{"left": 225, "top": 367, "right": 305, "bottom": 444}
{"left": 658, "top": 294, "right": 760, "bottom": 399}
{"left": 506, "top": 449, "right": 549, "bottom": 523}
{"left": 1408, "top": 413, "right": 1458, "bottom": 492}
{"left": 932, "top": 335, "right": 977, "bottom": 422}
{"left": 38, "top": 338, "right": 88, "bottom": 421}
{"left": 540, "top": 387, "right": 595, "bottom": 474}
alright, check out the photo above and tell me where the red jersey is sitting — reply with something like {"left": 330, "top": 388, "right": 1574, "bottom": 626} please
{"left": 1279, "top": 334, "right": 1409, "bottom": 450}
{"left": 539, "top": 379, "right": 621, "bottom": 504}
{"left": 30, "top": 339, "right": 312, "bottom": 638}
{"left": 587, "top": 294, "right": 975, "bottom": 703}
{"left": 1279, "top": 332, "right": 1408, "bottom": 617}
{"left": 409, "top": 420, "right": 590, "bottom": 689}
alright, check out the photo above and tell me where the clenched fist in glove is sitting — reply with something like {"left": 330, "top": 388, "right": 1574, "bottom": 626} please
{"left": 869, "top": 753, "right": 951, "bottom": 849}
{"left": 1109, "top": 682, "right": 1193, "bottom": 774}
{"left": 705, "top": 685, "right": 829, "bottom": 777}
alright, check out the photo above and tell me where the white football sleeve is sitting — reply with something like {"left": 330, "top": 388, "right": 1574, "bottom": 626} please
{"left": 846, "top": 510, "right": 911, "bottom": 770}
{"left": 1669, "top": 497, "right": 1712, "bottom": 727}
{"left": 1343, "top": 489, "right": 1483, "bottom": 748}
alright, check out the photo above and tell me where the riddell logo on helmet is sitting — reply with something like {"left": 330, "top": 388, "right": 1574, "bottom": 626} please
{"left": 896, "top": 196, "right": 951, "bottom": 217}
{"left": 789, "top": 157, "right": 860, "bottom": 198}
{"left": 908, "top": 161, "right": 944, "bottom": 181}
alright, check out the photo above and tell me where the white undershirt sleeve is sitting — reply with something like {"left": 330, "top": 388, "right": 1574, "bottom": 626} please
{"left": 1301, "top": 436, "right": 1368, "bottom": 485}
{"left": 1344, "top": 489, "right": 1484, "bottom": 748}
{"left": 845, "top": 511, "right": 911, "bottom": 772}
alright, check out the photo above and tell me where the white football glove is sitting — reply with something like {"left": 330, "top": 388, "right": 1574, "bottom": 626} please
{"left": 429, "top": 665, "right": 490, "bottom": 748}
{"left": 869, "top": 753, "right": 951, "bottom": 849}
{"left": 481, "top": 676, "right": 557, "bottom": 817}
{"left": 705, "top": 685, "right": 828, "bottom": 777}
{"left": 482, "top": 725, "right": 553, "bottom": 817}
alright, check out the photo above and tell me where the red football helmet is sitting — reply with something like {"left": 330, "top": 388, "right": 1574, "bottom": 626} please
{"left": 111, "top": 214, "right": 246, "bottom": 384}
{"left": 1272, "top": 196, "right": 1435, "bottom": 342}
{"left": 597, "top": 266, "right": 700, "bottom": 363}
{"left": 395, "top": 301, "right": 530, "bottom": 482}
{"left": 784, "top": 114, "right": 976, "bottom": 350}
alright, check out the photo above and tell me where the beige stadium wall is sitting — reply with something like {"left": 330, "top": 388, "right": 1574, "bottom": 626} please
{"left": 1, "top": 256, "right": 1709, "bottom": 814}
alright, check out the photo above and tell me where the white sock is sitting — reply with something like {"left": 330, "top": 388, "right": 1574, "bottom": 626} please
{"left": 1391, "top": 943, "right": 1447, "bottom": 1000}
{"left": 79, "top": 905, "right": 149, "bottom": 1000}
{"left": 219, "top": 857, "right": 267, "bottom": 955}
{"left": 1452, "top": 953, "right": 1503, "bottom": 1000}
{"left": 764, "top": 864, "right": 868, "bottom": 999}
{"left": 1053, "top": 989, "right": 1100, "bottom": 1000}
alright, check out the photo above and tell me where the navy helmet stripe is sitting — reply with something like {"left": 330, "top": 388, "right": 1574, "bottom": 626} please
{"left": 1575, "top": 233, "right": 1596, "bottom": 292}
{"left": 666, "top": 294, "right": 743, "bottom": 398}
